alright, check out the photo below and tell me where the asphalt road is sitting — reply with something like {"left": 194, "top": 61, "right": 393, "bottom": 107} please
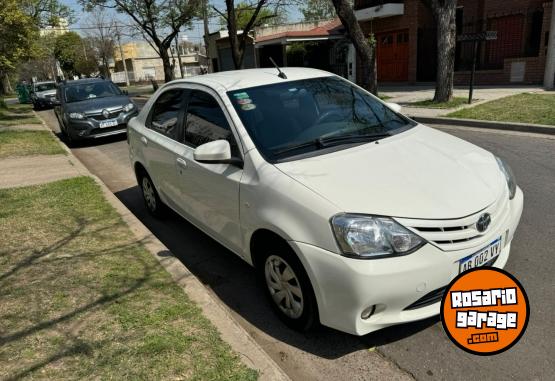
{"left": 39, "top": 108, "right": 555, "bottom": 381}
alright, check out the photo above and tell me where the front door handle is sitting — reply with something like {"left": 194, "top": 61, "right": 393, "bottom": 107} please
{"left": 176, "top": 158, "right": 187, "bottom": 169}
{"left": 140, "top": 136, "right": 148, "bottom": 146}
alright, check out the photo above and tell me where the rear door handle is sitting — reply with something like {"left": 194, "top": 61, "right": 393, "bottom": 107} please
{"left": 176, "top": 158, "right": 187, "bottom": 169}
{"left": 140, "top": 136, "right": 148, "bottom": 146}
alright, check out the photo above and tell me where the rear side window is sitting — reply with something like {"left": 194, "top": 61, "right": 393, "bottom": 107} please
{"left": 149, "top": 89, "right": 186, "bottom": 140}
{"left": 183, "top": 90, "right": 239, "bottom": 156}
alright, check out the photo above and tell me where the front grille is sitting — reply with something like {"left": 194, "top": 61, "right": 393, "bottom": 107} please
{"left": 396, "top": 191, "right": 510, "bottom": 251}
{"left": 90, "top": 110, "right": 122, "bottom": 121}
{"left": 404, "top": 286, "right": 447, "bottom": 310}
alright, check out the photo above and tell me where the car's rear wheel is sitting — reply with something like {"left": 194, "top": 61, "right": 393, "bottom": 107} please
{"left": 139, "top": 172, "right": 165, "bottom": 217}
{"left": 257, "top": 243, "right": 318, "bottom": 332}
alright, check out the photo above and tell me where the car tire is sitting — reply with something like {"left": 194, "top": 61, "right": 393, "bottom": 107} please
{"left": 139, "top": 172, "right": 166, "bottom": 218}
{"left": 257, "top": 242, "right": 318, "bottom": 332}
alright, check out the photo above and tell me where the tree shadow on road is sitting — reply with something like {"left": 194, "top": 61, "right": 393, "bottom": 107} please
{"left": 115, "top": 185, "right": 440, "bottom": 360}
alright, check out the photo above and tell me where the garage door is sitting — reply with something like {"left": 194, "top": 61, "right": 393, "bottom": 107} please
{"left": 376, "top": 30, "right": 409, "bottom": 82}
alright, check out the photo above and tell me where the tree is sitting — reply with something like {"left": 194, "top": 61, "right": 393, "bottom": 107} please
{"left": 422, "top": 0, "right": 457, "bottom": 103}
{"left": 219, "top": 2, "right": 284, "bottom": 30}
{"left": 54, "top": 32, "right": 97, "bottom": 78}
{"left": 81, "top": 0, "right": 201, "bottom": 82}
{"left": 82, "top": 8, "right": 116, "bottom": 78}
{"left": 216, "top": 0, "right": 287, "bottom": 69}
{"left": 331, "top": 0, "right": 377, "bottom": 94}
{"left": 300, "top": 0, "right": 335, "bottom": 22}
{"left": 21, "top": 0, "right": 74, "bottom": 27}
{"left": 0, "top": 0, "right": 38, "bottom": 94}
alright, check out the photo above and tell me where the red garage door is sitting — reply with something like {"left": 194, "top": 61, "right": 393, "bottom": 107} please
{"left": 376, "top": 30, "right": 409, "bottom": 82}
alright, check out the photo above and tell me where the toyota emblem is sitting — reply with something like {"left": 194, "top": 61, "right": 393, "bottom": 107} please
{"left": 476, "top": 213, "right": 492, "bottom": 233}
{"left": 102, "top": 109, "right": 110, "bottom": 119}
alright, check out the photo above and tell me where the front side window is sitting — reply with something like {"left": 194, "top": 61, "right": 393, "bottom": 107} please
{"left": 183, "top": 90, "right": 239, "bottom": 156}
{"left": 228, "top": 76, "right": 414, "bottom": 162}
{"left": 149, "top": 89, "right": 186, "bottom": 140}
{"left": 64, "top": 81, "right": 121, "bottom": 103}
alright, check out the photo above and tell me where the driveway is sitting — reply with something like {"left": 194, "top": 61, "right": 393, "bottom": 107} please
{"left": 38, "top": 108, "right": 555, "bottom": 380}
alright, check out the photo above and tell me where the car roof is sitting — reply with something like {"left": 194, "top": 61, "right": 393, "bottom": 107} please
{"left": 34, "top": 81, "right": 56, "bottom": 85}
{"left": 60, "top": 78, "right": 109, "bottom": 87}
{"left": 166, "top": 68, "right": 335, "bottom": 92}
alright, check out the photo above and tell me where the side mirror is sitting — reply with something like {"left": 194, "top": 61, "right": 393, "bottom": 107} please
{"left": 194, "top": 140, "right": 243, "bottom": 168}
{"left": 386, "top": 102, "right": 402, "bottom": 113}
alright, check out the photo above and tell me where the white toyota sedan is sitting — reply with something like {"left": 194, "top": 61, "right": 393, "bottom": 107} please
{"left": 128, "top": 68, "right": 523, "bottom": 336}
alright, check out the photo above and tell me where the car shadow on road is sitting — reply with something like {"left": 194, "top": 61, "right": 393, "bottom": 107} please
{"left": 114, "top": 185, "right": 439, "bottom": 360}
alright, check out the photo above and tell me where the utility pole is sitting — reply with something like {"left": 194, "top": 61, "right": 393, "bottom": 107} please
{"left": 175, "top": 32, "right": 184, "bottom": 78}
{"left": 203, "top": 0, "right": 211, "bottom": 72}
{"left": 115, "top": 24, "right": 130, "bottom": 87}
{"left": 544, "top": 2, "right": 555, "bottom": 89}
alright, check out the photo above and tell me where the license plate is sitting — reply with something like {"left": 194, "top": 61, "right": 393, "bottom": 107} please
{"left": 459, "top": 237, "right": 502, "bottom": 273}
{"left": 99, "top": 119, "right": 118, "bottom": 128}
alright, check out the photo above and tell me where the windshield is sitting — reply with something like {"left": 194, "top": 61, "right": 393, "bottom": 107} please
{"left": 228, "top": 76, "right": 414, "bottom": 161}
{"left": 35, "top": 83, "right": 56, "bottom": 92}
{"left": 64, "top": 81, "right": 121, "bottom": 103}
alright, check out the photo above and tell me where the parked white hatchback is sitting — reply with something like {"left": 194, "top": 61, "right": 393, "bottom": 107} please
{"left": 128, "top": 68, "right": 523, "bottom": 336}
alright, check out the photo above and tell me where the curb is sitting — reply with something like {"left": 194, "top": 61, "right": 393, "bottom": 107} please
{"left": 411, "top": 116, "right": 555, "bottom": 135}
{"left": 33, "top": 110, "right": 291, "bottom": 381}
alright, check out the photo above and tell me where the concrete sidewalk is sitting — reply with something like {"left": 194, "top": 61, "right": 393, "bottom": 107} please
{"left": 380, "top": 84, "right": 545, "bottom": 118}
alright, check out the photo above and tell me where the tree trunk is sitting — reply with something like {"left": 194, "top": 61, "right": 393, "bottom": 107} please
{"left": 225, "top": 0, "right": 244, "bottom": 69}
{"left": 159, "top": 47, "right": 175, "bottom": 83}
{"left": 427, "top": 0, "right": 457, "bottom": 102}
{"left": 331, "top": 0, "right": 377, "bottom": 94}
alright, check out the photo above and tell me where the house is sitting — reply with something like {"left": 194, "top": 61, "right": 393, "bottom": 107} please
{"left": 254, "top": 19, "right": 353, "bottom": 80}
{"left": 355, "top": 0, "right": 554, "bottom": 85}
{"left": 112, "top": 40, "right": 208, "bottom": 83}
{"left": 206, "top": 20, "right": 354, "bottom": 81}
{"left": 206, "top": 30, "right": 256, "bottom": 72}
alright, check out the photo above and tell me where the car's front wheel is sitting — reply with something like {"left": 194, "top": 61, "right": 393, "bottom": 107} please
{"left": 258, "top": 244, "right": 318, "bottom": 332}
{"left": 139, "top": 173, "right": 165, "bottom": 217}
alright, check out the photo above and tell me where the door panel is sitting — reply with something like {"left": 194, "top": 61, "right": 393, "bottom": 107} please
{"left": 177, "top": 89, "right": 243, "bottom": 253}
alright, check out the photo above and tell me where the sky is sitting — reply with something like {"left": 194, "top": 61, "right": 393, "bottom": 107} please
{"left": 64, "top": 0, "right": 303, "bottom": 43}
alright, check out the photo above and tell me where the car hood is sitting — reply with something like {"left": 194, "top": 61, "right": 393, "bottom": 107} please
{"left": 274, "top": 125, "right": 506, "bottom": 219}
{"left": 64, "top": 95, "right": 132, "bottom": 113}
{"left": 36, "top": 90, "right": 56, "bottom": 98}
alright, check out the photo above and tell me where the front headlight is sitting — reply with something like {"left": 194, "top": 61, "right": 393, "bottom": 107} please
{"left": 331, "top": 214, "right": 425, "bottom": 259}
{"left": 495, "top": 157, "right": 516, "bottom": 200}
{"left": 123, "top": 103, "right": 135, "bottom": 112}
{"left": 68, "top": 112, "right": 85, "bottom": 120}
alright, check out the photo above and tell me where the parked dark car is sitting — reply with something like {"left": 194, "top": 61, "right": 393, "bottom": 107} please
{"left": 53, "top": 78, "right": 138, "bottom": 143}
{"left": 30, "top": 81, "right": 58, "bottom": 109}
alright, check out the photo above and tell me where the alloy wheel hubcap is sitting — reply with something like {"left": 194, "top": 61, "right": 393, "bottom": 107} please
{"left": 142, "top": 177, "right": 156, "bottom": 211}
{"left": 264, "top": 255, "right": 304, "bottom": 319}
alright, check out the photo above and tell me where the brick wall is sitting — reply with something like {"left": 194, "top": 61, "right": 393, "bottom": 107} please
{"left": 355, "top": 0, "right": 553, "bottom": 85}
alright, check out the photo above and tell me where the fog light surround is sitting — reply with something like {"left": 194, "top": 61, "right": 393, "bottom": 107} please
{"left": 361, "top": 305, "right": 376, "bottom": 320}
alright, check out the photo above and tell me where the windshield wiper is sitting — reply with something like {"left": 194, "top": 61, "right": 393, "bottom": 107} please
{"left": 271, "top": 132, "right": 390, "bottom": 159}
{"left": 272, "top": 140, "right": 323, "bottom": 158}
{"left": 318, "top": 132, "right": 391, "bottom": 148}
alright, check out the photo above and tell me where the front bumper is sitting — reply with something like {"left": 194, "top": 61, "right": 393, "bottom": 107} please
{"left": 290, "top": 187, "right": 524, "bottom": 336}
{"left": 65, "top": 110, "right": 138, "bottom": 140}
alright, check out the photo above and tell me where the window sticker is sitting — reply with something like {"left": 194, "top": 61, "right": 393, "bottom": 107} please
{"left": 233, "top": 92, "right": 250, "bottom": 99}
{"left": 241, "top": 104, "right": 256, "bottom": 111}
{"left": 237, "top": 98, "right": 252, "bottom": 105}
